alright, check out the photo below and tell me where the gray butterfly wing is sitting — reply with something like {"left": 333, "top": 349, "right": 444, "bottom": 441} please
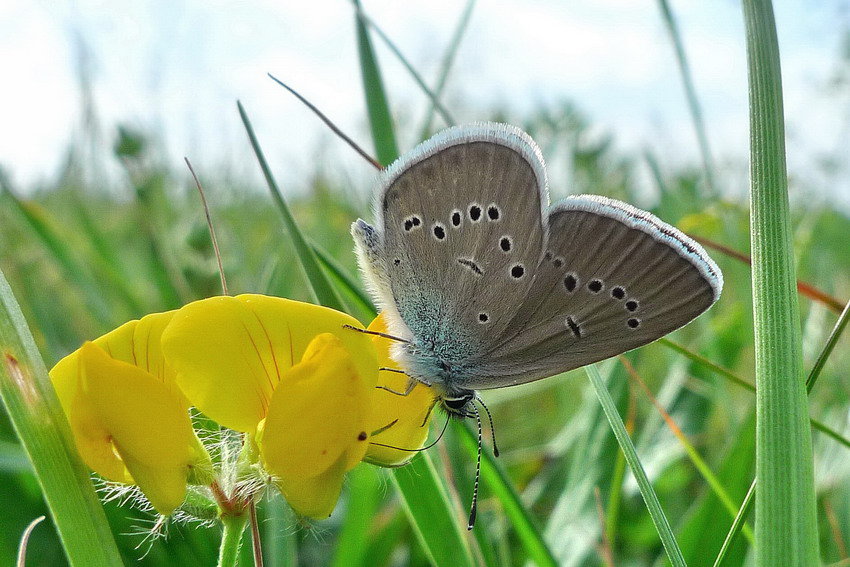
{"left": 353, "top": 123, "right": 549, "bottom": 364}
{"left": 458, "top": 195, "right": 723, "bottom": 389}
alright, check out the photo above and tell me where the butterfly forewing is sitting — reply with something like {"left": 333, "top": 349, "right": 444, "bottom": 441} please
{"left": 461, "top": 195, "right": 721, "bottom": 389}
{"left": 378, "top": 126, "right": 548, "bottom": 358}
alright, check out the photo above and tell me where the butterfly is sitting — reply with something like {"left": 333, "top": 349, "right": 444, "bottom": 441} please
{"left": 351, "top": 123, "right": 722, "bottom": 525}
{"left": 353, "top": 122, "right": 721, "bottom": 407}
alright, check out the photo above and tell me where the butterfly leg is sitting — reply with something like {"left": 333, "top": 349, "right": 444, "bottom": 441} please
{"left": 376, "top": 374, "right": 420, "bottom": 396}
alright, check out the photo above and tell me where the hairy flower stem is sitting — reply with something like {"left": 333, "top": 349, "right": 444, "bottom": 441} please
{"left": 218, "top": 512, "right": 249, "bottom": 567}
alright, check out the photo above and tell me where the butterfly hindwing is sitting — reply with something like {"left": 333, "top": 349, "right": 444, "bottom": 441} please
{"left": 458, "top": 195, "right": 722, "bottom": 389}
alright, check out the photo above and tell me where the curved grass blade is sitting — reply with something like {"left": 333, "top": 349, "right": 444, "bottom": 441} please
{"left": 661, "top": 338, "right": 850, "bottom": 450}
{"left": 0, "top": 269, "right": 122, "bottom": 566}
{"left": 0, "top": 178, "right": 114, "bottom": 326}
{"left": 453, "top": 422, "right": 558, "bottom": 567}
{"left": 309, "top": 240, "right": 376, "bottom": 320}
{"left": 353, "top": 0, "right": 398, "bottom": 166}
{"left": 237, "top": 101, "right": 346, "bottom": 312}
{"left": 352, "top": 3, "right": 455, "bottom": 127}
{"left": 420, "top": 0, "right": 475, "bottom": 137}
{"left": 621, "top": 357, "right": 755, "bottom": 543}
{"left": 657, "top": 0, "right": 718, "bottom": 197}
{"left": 585, "top": 363, "right": 686, "bottom": 567}
{"left": 390, "top": 454, "right": 475, "bottom": 567}
{"left": 744, "top": 1, "right": 820, "bottom": 562}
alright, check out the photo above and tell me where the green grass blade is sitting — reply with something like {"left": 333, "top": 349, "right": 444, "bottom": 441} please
{"left": 806, "top": 298, "right": 850, "bottom": 393}
{"left": 420, "top": 0, "right": 475, "bottom": 137}
{"left": 390, "top": 454, "right": 475, "bottom": 567}
{"left": 657, "top": 0, "right": 718, "bottom": 197}
{"left": 0, "top": 269, "right": 122, "bottom": 566}
{"left": 331, "top": 465, "right": 382, "bottom": 567}
{"left": 353, "top": 4, "right": 455, "bottom": 127}
{"left": 453, "top": 422, "right": 558, "bottom": 567}
{"left": 237, "top": 101, "right": 346, "bottom": 312}
{"left": 0, "top": 181, "right": 113, "bottom": 327}
{"left": 585, "top": 363, "right": 686, "bottom": 567}
{"left": 353, "top": 0, "right": 399, "bottom": 166}
{"left": 713, "top": 480, "right": 756, "bottom": 567}
{"left": 309, "top": 240, "right": 376, "bottom": 321}
{"left": 661, "top": 338, "right": 850, "bottom": 450}
{"left": 743, "top": 0, "right": 820, "bottom": 563}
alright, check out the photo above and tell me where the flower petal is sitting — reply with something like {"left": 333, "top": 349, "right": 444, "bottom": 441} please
{"left": 160, "top": 295, "right": 378, "bottom": 433}
{"left": 76, "top": 342, "right": 207, "bottom": 514}
{"left": 259, "top": 333, "right": 371, "bottom": 481}
{"left": 274, "top": 453, "right": 349, "bottom": 519}
{"left": 363, "top": 314, "right": 437, "bottom": 467}
{"left": 50, "top": 310, "right": 187, "bottom": 412}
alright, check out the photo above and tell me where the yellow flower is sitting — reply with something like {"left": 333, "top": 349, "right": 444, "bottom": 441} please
{"left": 49, "top": 312, "right": 212, "bottom": 515}
{"left": 363, "top": 314, "right": 437, "bottom": 467}
{"left": 160, "top": 294, "right": 378, "bottom": 518}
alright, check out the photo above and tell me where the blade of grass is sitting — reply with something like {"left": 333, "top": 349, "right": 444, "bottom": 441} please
{"left": 331, "top": 465, "right": 382, "bottom": 567}
{"left": 713, "top": 297, "right": 850, "bottom": 564}
{"left": 309, "top": 240, "right": 376, "bottom": 319}
{"left": 661, "top": 338, "right": 850, "bottom": 450}
{"left": 237, "top": 101, "right": 346, "bottom": 312}
{"left": 0, "top": 269, "right": 122, "bottom": 566}
{"left": 0, "top": 180, "right": 113, "bottom": 327}
{"left": 806, "top": 298, "right": 850, "bottom": 393}
{"left": 353, "top": 0, "right": 398, "bottom": 166}
{"left": 351, "top": 3, "right": 456, "bottom": 127}
{"left": 585, "top": 363, "right": 686, "bottom": 567}
{"left": 390, "top": 454, "right": 475, "bottom": 567}
{"left": 657, "top": 0, "right": 718, "bottom": 197}
{"left": 620, "top": 357, "right": 754, "bottom": 543}
{"left": 689, "top": 235, "right": 846, "bottom": 313}
{"left": 713, "top": 480, "right": 757, "bottom": 567}
{"left": 453, "top": 422, "right": 558, "bottom": 567}
{"left": 743, "top": 0, "right": 820, "bottom": 563}
{"left": 420, "top": 0, "right": 475, "bottom": 137}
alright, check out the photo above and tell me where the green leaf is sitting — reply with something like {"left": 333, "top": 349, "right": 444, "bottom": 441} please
{"left": 237, "top": 101, "right": 346, "bottom": 313}
{"left": 0, "top": 268, "right": 122, "bottom": 566}
{"left": 742, "top": 1, "right": 820, "bottom": 563}
{"left": 453, "top": 422, "right": 557, "bottom": 567}
{"left": 585, "top": 363, "right": 686, "bottom": 567}
{"left": 390, "top": 454, "right": 475, "bottom": 567}
{"left": 353, "top": 0, "right": 399, "bottom": 166}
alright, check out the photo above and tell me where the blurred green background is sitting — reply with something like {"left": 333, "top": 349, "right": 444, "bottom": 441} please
{"left": 2, "top": 2, "right": 850, "bottom": 566}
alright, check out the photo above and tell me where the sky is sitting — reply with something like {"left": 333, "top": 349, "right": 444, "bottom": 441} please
{"left": 2, "top": 0, "right": 849, "bottom": 210}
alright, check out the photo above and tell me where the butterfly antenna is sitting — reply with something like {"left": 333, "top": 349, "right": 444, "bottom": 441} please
{"left": 475, "top": 394, "right": 499, "bottom": 458}
{"left": 467, "top": 402, "right": 483, "bottom": 530}
{"left": 266, "top": 74, "right": 383, "bottom": 171}
{"left": 368, "top": 412, "right": 450, "bottom": 452}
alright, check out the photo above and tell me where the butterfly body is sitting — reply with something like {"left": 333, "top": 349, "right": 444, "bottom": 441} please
{"left": 352, "top": 123, "right": 722, "bottom": 413}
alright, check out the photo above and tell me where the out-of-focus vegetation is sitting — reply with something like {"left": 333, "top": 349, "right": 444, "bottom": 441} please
{"left": 2, "top": 4, "right": 850, "bottom": 566}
